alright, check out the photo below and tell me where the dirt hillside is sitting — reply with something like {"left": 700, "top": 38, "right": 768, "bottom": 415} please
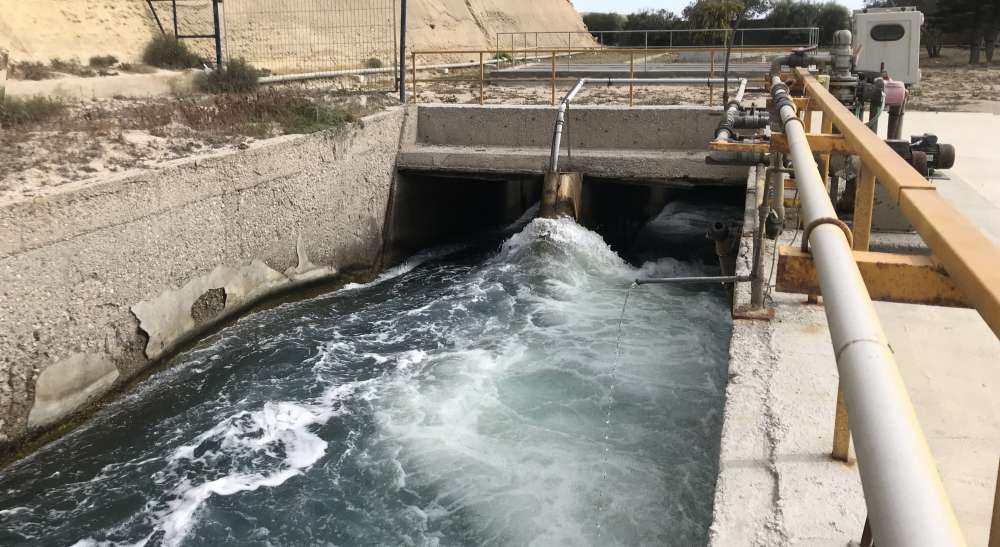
{"left": 0, "top": 0, "right": 590, "bottom": 68}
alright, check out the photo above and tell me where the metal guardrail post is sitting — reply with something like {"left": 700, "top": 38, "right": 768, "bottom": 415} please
{"left": 411, "top": 51, "right": 416, "bottom": 103}
{"left": 479, "top": 52, "right": 485, "bottom": 105}
{"left": 853, "top": 166, "right": 877, "bottom": 251}
{"left": 832, "top": 383, "right": 851, "bottom": 461}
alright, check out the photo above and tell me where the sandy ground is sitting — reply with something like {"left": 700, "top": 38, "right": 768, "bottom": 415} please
{"left": 908, "top": 48, "right": 1000, "bottom": 113}
{"left": 0, "top": 85, "right": 390, "bottom": 205}
{"left": 0, "top": 0, "right": 591, "bottom": 70}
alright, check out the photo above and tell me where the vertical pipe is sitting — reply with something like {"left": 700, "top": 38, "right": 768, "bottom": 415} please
{"left": 211, "top": 0, "right": 222, "bottom": 69}
{"left": 399, "top": 0, "right": 407, "bottom": 103}
{"left": 750, "top": 165, "right": 767, "bottom": 309}
{"left": 479, "top": 52, "right": 485, "bottom": 105}
{"left": 852, "top": 166, "right": 876, "bottom": 251}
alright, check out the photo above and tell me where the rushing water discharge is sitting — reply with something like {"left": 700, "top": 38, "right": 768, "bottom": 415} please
{"left": 0, "top": 204, "right": 733, "bottom": 546}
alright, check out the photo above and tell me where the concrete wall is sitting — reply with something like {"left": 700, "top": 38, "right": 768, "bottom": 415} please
{"left": 415, "top": 104, "right": 723, "bottom": 150}
{"left": 0, "top": 107, "right": 406, "bottom": 452}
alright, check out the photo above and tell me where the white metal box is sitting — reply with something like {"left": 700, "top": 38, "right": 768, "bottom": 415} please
{"left": 853, "top": 7, "right": 923, "bottom": 84}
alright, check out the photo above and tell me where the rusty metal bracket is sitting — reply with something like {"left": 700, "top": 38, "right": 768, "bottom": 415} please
{"left": 801, "top": 217, "right": 853, "bottom": 253}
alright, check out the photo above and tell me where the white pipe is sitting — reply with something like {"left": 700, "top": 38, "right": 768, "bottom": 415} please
{"left": 770, "top": 77, "right": 965, "bottom": 547}
{"left": 549, "top": 77, "right": 730, "bottom": 172}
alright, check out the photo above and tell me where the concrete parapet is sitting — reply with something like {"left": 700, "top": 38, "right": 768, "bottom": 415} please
{"left": 0, "top": 108, "right": 406, "bottom": 452}
{"left": 415, "top": 103, "right": 723, "bottom": 150}
{"left": 401, "top": 104, "right": 747, "bottom": 184}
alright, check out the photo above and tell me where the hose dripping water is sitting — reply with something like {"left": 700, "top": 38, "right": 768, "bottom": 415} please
{"left": 596, "top": 280, "right": 637, "bottom": 538}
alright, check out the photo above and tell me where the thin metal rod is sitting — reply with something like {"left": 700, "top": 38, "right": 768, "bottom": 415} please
{"left": 771, "top": 77, "right": 965, "bottom": 547}
{"left": 635, "top": 275, "right": 750, "bottom": 285}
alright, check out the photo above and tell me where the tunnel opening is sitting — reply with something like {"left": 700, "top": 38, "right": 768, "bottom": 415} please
{"left": 387, "top": 171, "right": 746, "bottom": 270}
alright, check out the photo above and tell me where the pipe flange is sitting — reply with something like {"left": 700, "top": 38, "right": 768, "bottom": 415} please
{"left": 801, "top": 217, "right": 853, "bottom": 252}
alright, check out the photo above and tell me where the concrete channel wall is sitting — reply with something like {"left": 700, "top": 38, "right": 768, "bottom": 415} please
{"left": 0, "top": 108, "right": 406, "bottom": 453}
{"left": 398, "top": 104, "right": 747, "bottom": 184}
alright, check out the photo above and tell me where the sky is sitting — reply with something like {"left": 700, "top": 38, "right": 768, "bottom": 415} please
{"left": 572, "top": 0, "right": 867, "bottom": 14}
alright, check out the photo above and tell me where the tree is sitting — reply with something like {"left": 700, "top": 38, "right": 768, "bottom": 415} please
{"left": 582, "top": 12, "right": 627, "bottom": 46}
{"left": 766, "top": 0, "right": 851, "bottom": 45}
{"left": 622, "top": 9, "right": 683, "bottom": 46}
{"left": 683, "top": 0, "right": 746, "bottom": 30}
{"left": 933, "top": 0, "right": 1000, "bottom": 64}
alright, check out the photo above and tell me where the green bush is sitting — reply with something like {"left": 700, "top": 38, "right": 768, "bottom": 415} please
{"left": 365, "top": 57, "right": 384, "bottom": 69}
{"left": 195, "top": 58, "right": 260, "bottom": 94}
{"left": 0, "top": 96, "right": 66, "bottom": 127}
{"left": 88, "top": 55, "right": 119, "bottom": 68}
{"left": 281, "top": 98, "right": 354, "bottom": 134}
{"left": 493, "top": 51, "right": 514, "bottom": 63}
{"left": 142, "top": 35, "right": 202, "bottom": 69}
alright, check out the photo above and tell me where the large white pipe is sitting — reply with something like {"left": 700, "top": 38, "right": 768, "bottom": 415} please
{"left": 770, "top": 78, "right": 965, "bottom": 546}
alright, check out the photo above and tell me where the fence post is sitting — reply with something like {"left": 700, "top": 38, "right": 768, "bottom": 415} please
{"left": 629, "top": 52, "right": 634, "bottom": 108}
{"left": 411, "top": 51, "right": 417, "bottom": 103}
{"left": 399, "top": 0, "right": 408, "bottom": 103}
{"left": 0, "top": 49, "right": 7, "bottom": 108}
{"left": 172, "top": 0, "right": 179, "bottom": 38}
{"left": 550, "top": 51, "right": 556, "bottom": 106}
{"left": 479, "top": 51, "right": 484, "bottom": 105}
{"left": 211, "top": 0, "right": 222, "bottom": 69}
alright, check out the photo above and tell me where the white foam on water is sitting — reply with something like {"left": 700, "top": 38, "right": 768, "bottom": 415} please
{"left": 359, "top": 217, "right": 728, "bottom": 545}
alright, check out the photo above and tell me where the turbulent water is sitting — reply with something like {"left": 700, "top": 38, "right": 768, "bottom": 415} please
{"left": 0, "top": 208, "right": 733, "bottom": 547}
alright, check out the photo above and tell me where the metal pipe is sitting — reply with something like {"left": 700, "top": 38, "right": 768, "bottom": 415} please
{"left": 771, "top": 77, "right": 965, "bottom": 547}
{"left": 211, "top": 0, "right": 222, "bottom": 69}
{"left": 635, "top": 275, "right": 750, "bottom": 285}
{"left": 548, "top": 77, "right": 730, "bottom": 172}
{"left": 713, "top": 78, "right": 749, "bottom": 142}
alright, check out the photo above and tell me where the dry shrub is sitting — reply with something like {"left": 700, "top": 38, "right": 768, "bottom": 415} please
{"left": 1, "top": 96, "right": 67, "bottom": 127}
{"left": 143, "top": 35, "right": 203, "bottom": 69}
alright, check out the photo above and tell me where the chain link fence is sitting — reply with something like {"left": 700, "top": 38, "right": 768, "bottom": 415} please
{"left": 222, "top": 0, "right": 398, "bottom": 88}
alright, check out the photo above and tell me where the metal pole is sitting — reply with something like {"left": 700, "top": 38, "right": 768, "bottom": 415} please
{"left": 550, "top": 51, "right": 556, "bottom": 106}
{"left": 211, "top": 0, "right": 222, "bottom": 69}
{"left": 771, "top": 77, "right": 966, "bottom": 547}
{"left": 399, "top": 0, "right": 408, "bottom": 103}
{"left": 629, "top": 52, "right": 634, "bottom": 107}
{"left": 479, "top": 51, "right": 484, "bottom": 105}
{"left": 172, "top": 0, "right": 178, "bottom": 38}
